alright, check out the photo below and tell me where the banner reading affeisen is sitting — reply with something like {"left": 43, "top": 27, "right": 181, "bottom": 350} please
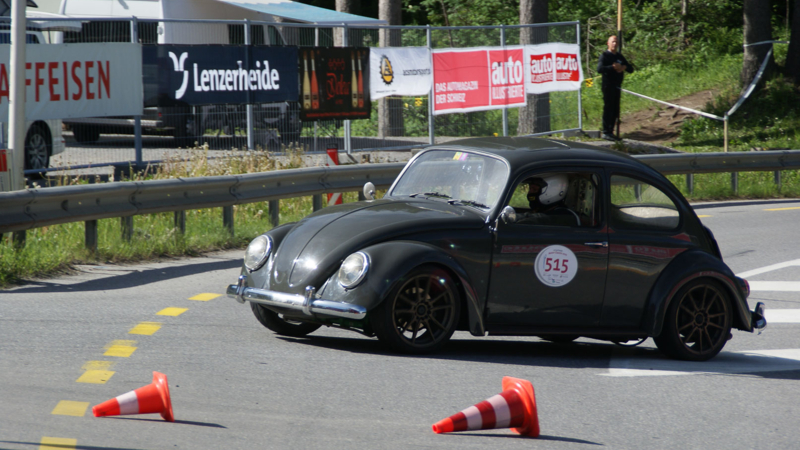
{"left": 369, "top": 47, "right": 431, "bottom": 100}
{"left": 0, "top": 43, "right": 142, "bottom": 121}
{"left": 525, "top": 43, "right": 583, "bottom": 94}
{"left": 432, "top": 46, "right": 526, "bottom": 115}
{"left": 300, "top": 47, "right": 370, "bottom": 121}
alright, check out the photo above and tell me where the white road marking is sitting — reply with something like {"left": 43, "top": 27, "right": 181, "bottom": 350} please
{"left": 749, "top": 281, "right": 800, "bottom": 292}
{"left": 765, "top": 309, "right": 800, "bottom": 323}
{"left": 604, "top": 349, "right": 800, "bottom": 377}
{"left": 737, "top": 259, "right": 800, "bottom": 278}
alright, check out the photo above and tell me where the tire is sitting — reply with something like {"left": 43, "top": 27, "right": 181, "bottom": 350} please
{"left": 24, "top": 124, "right": 51, "bottom": 171}
{"left": 372, "top": 266, "right": 461, "bottom": 354}
{"left": 173, "top": 115, "right": 192, "bottom": 148}
{"left": 539, "top": 335, "right": 579, "bottom": 344}
{"left": 250, "top": 303, "right": 321, "bottom": 337}
{"left": 654, "top": 279, "right": 732, "bottom": 361}
{"left": 72, "top": 125, "right": 100, "bottom": 144}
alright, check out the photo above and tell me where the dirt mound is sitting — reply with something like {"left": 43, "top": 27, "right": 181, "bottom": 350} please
{"left": 618, "top": 89, "right": 718, "bottom": 144}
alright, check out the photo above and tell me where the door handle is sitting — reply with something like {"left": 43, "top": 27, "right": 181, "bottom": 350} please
{"left": 584, "top": 242, "right": 608, "bottom": 248}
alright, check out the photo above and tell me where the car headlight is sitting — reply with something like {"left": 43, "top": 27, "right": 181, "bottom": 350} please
{"left": 338, "top": 252, "right": 369, "bottom": 289}
{"left": 244, "top": 235, "right": 272, "bottom": 272}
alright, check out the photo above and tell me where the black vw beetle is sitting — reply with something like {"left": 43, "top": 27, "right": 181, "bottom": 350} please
{"left": 228, "top": 137, "right": 766, "bottom": 360}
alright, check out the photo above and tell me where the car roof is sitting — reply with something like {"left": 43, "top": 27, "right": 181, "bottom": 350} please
{"left": 426, "top": 136, "right": 667, "bottom": 181}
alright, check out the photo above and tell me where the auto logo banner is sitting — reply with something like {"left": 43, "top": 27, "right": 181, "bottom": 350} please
{"left": 142, "top": 45, "right": 298, "bottom": 107}
{"left": 524, "top": 43, "right": 583, "bottom": 94}
{"left": 432, "top": 46, "right": 526, "bottom": 115}
{"left": 369, "top": 47, "right": 432, "bottom": 100}
{"left": 299, "top": 47, "right": 371, "bottom": 121}
{"left": 0, "top": 43, "right": 143, "bottom": 121}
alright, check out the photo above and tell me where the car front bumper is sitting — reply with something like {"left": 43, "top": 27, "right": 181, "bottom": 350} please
{"left": 226, "top": 275, "right": 367, "bottom": 320}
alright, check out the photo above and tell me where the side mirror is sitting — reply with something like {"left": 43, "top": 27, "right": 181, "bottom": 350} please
{"left": 500, "top": 206, "right": 517, "bottom": 224}
{"left": 363, "top": 182, "right": 376, "bottom": 200}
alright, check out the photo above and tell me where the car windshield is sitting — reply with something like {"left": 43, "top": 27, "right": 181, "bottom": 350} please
{"left": 389, "top": 149, "right": 509, "bottom": 210}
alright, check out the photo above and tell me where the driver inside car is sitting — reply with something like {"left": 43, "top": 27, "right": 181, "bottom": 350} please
{"left": 518, "top": 174, "right": 581, "bottom": 226}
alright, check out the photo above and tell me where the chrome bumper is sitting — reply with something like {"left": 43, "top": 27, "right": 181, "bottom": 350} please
{"left": 226, "top": 275, "right": 367, "bottom": 320}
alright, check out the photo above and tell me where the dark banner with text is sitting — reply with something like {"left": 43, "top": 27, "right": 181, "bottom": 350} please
{"left": 299, "top": 47, "right": 371, "bottom": 121}
{"left": 142, "top": 45, "right": 298, "bottom": 107}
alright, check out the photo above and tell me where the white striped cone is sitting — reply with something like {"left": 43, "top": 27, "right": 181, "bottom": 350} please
{"left": 92, "top": 371, "right": 174, "bottom": 422}
{"left": 432, "top": 376, "right": 539, "bottom": 437}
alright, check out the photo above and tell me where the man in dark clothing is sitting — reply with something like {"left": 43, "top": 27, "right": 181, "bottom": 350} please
{"left": 597, "top": 35, "right": 634, "bottom": 140}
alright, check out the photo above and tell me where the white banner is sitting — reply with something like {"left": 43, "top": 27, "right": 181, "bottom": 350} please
{"left": 0, "top": 43, "right": 143, "bottom": 121}
{"left": 369, "top": 47, "right": 432, "bottom": 100}
{"left": 524, "top": 43, "right": 583, "bottom": 94}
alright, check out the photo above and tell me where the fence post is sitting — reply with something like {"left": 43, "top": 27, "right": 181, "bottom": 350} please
{"left": 501, "top": 25, "right": 509, "bottom": 137}
{"left": 131, "top": 17, "right": 143, "bottom": 168}
{"left": 223, "top": 206, "right": 234, "bottom": 235}
{"left": 731, "top": 172, "right": 738, "bottom": 194}
{"left": 775, "top": 170, "right": 781, "bottom": 190}
{"left": 85, "top": 220, "right": 98, "bottom": 253}
{"left": 343, "top": 23, "right": 352, "bottom": 156}
{"left": 686, "top": 173, "right": 694, "bottom": 195}
{"left": 269, "top": 200, "right": 280, "bottom": 227}
{"left": 313, "top": 194, "right": 323, "bottom": 211}
{"left": 427, "top": 25, "right": 434, "bottom": 145}
{"left": 314, "top": 27, "right": 319, "bottom": 153}
{"left": 577, "top": 22, "right": 583, "bottom": 131}
{"left": 174, "top": 210, "right": 186, "bottom": 235}
{"left": 245, "top": 19, "right": 255, "bottom": 151}
{"left": 121, "top": 216, "right": 133, "bottom": 242}
{"left": 723, "top": 115, "right": 729, "bottom": 153}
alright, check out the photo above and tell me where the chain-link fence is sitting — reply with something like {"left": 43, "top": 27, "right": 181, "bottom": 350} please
{"left": 4, "top": 17, "right": 581, "bottom": 175}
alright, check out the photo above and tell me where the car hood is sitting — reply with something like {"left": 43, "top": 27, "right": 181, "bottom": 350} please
{"left": 271, "top": 198, "right": 486, "bottom": 291}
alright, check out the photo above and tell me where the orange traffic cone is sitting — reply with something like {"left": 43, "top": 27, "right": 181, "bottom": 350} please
{"left": 432, "top": 376, "right": 539, "bottom": 437}
{"left": 93, "top": 371, "right": 174, "bottom": 422}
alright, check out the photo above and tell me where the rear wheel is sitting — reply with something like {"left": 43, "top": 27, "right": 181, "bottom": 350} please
{"left": 24, "top": 124, "right": 51, "bottom": 171}
{"left": 251, "top": 303, "right": 321, "bottom": 337}
{"left": 654, "top": 279, "right": 732, "bottom": 361}
{"left": 372, "top": 266, "right": 460, "bottom": 354}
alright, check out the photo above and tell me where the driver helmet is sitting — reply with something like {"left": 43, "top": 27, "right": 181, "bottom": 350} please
{"left": 527, "top": 174, "right": 568, "bottom": 207}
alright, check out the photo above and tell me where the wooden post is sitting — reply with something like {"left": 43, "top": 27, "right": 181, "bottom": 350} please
{"left": 223, "top": 206, "right": 234, "bottom": 235}
{"left": 85, "top": 220, "right": 98, "bottom": 253}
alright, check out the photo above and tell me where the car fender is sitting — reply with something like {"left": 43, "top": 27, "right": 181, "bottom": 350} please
{"left": 644, "top": 249, "right": 752, "bottom": 336}
{"left": 321, "top": 240, "right": 485, "bottom": 336}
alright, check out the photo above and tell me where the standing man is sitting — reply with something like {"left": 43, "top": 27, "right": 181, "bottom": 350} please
{"left": 597, "top": 35, "right": 634, "bottom": 141}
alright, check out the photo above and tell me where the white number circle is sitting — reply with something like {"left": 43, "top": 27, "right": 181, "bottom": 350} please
{"left": 534, "top": 245, "right": 578, "bottom": 287}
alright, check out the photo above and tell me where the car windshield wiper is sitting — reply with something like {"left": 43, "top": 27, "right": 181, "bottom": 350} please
{"left": 410, "top": 192, "right": 452, "bottom": 199}
{"left": 449, "top": 199, "right": 490, "bottom": 209}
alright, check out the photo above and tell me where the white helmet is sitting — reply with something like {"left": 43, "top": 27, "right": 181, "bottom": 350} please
{"left": 533, "top": 174, "right": 568, "bottom": 205}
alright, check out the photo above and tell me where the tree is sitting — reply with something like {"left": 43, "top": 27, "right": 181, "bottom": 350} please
{"left": 741, "top": 0, "right": 775, "bottom": 90}
{"left": 788, "top": 0, "right": 800, "bottom": 84}
{"left": 517, "top": 0, "right": 550, "bottom": 135}
{"left": 378, "top": 0, "right": 404, "bottom": 138}
{"left": 334, "top": 0, "right": 359, "bottom": 47}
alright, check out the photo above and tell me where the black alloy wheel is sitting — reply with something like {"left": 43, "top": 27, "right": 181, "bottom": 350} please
{"left": 373, "top": 266, "right": 460, "bottom": 354}
{"left": 24, "top": 124, "right": 51, "bottom": 171}
{"left": 251, "top": 303, "right": 322, "bottom": 337}
{"left": 654, "top": 279, "right": 732, "bottom": 361}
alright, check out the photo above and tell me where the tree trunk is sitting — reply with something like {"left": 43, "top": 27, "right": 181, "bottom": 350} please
{"left": 787, "top": 0, "right": 800, "bottom": 84}
{"left": 741, "top": 0, "right": 775, "bottom": 90}
{"left": 378, "top": 0, "right": 404, "bottom": 138}
{"left": 334, "top": 0, "right": 359, "bottom": 47}
{"left": 517, "top": 0, "right": 550, "bottom": 135}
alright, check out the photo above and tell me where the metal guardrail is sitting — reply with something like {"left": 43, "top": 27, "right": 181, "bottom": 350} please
{"left": 1, "top": 150, "right": 799, "bottom": 235}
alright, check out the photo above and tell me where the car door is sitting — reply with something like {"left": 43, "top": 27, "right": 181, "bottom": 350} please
{"left": 485, "top": 168, "right": 609, "bottom": 328}
{"left": 600, "top": 171, "right": 694, "bottom": 328}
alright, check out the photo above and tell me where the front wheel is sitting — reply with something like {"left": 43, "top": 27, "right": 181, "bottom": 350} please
{"left": 251, "top": 303, "right": 321, "bottom": 337}
{"left": 654, "top": 279, "right": 732, "bottom": 361}
{"left": 372, "top": 266, "right": 461, "bottom": 354}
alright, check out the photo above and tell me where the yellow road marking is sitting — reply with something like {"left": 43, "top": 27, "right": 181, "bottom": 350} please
{"left": 697, "top": 215, "right": 711, "bottom": 218}
{"left": 40, "top": 437, "right": 77, "bottom": 450}
{"left": 77, "top": 361, "right": 115, "bottom": 384}
{"left": 765, "top": 206, "right": 800, "bottom": 211}
{"left": 103, "top": 340, "right": 137, "bottom": 357}
{"left": 189, "top": 293, "right": 221, "bottom": 301}
{"left": 157, "top": 307, "right": 188, "bottom": 316}
{"left": 51, "top": 401, "right": 89, "bottom": 417}
{"left": 129, "top": 322, "right": 162, "bottom": 335}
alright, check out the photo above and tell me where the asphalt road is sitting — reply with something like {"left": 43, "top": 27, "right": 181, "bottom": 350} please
{"left": 1, "top": 199, "right": 799, "bottom": 450}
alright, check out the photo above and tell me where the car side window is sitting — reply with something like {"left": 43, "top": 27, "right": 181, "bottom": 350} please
{"left": 508, "top": 172, "right": 599, "bottom": 227}
{"left": 610, "top": 175, "right": 680, "bottom": 231}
